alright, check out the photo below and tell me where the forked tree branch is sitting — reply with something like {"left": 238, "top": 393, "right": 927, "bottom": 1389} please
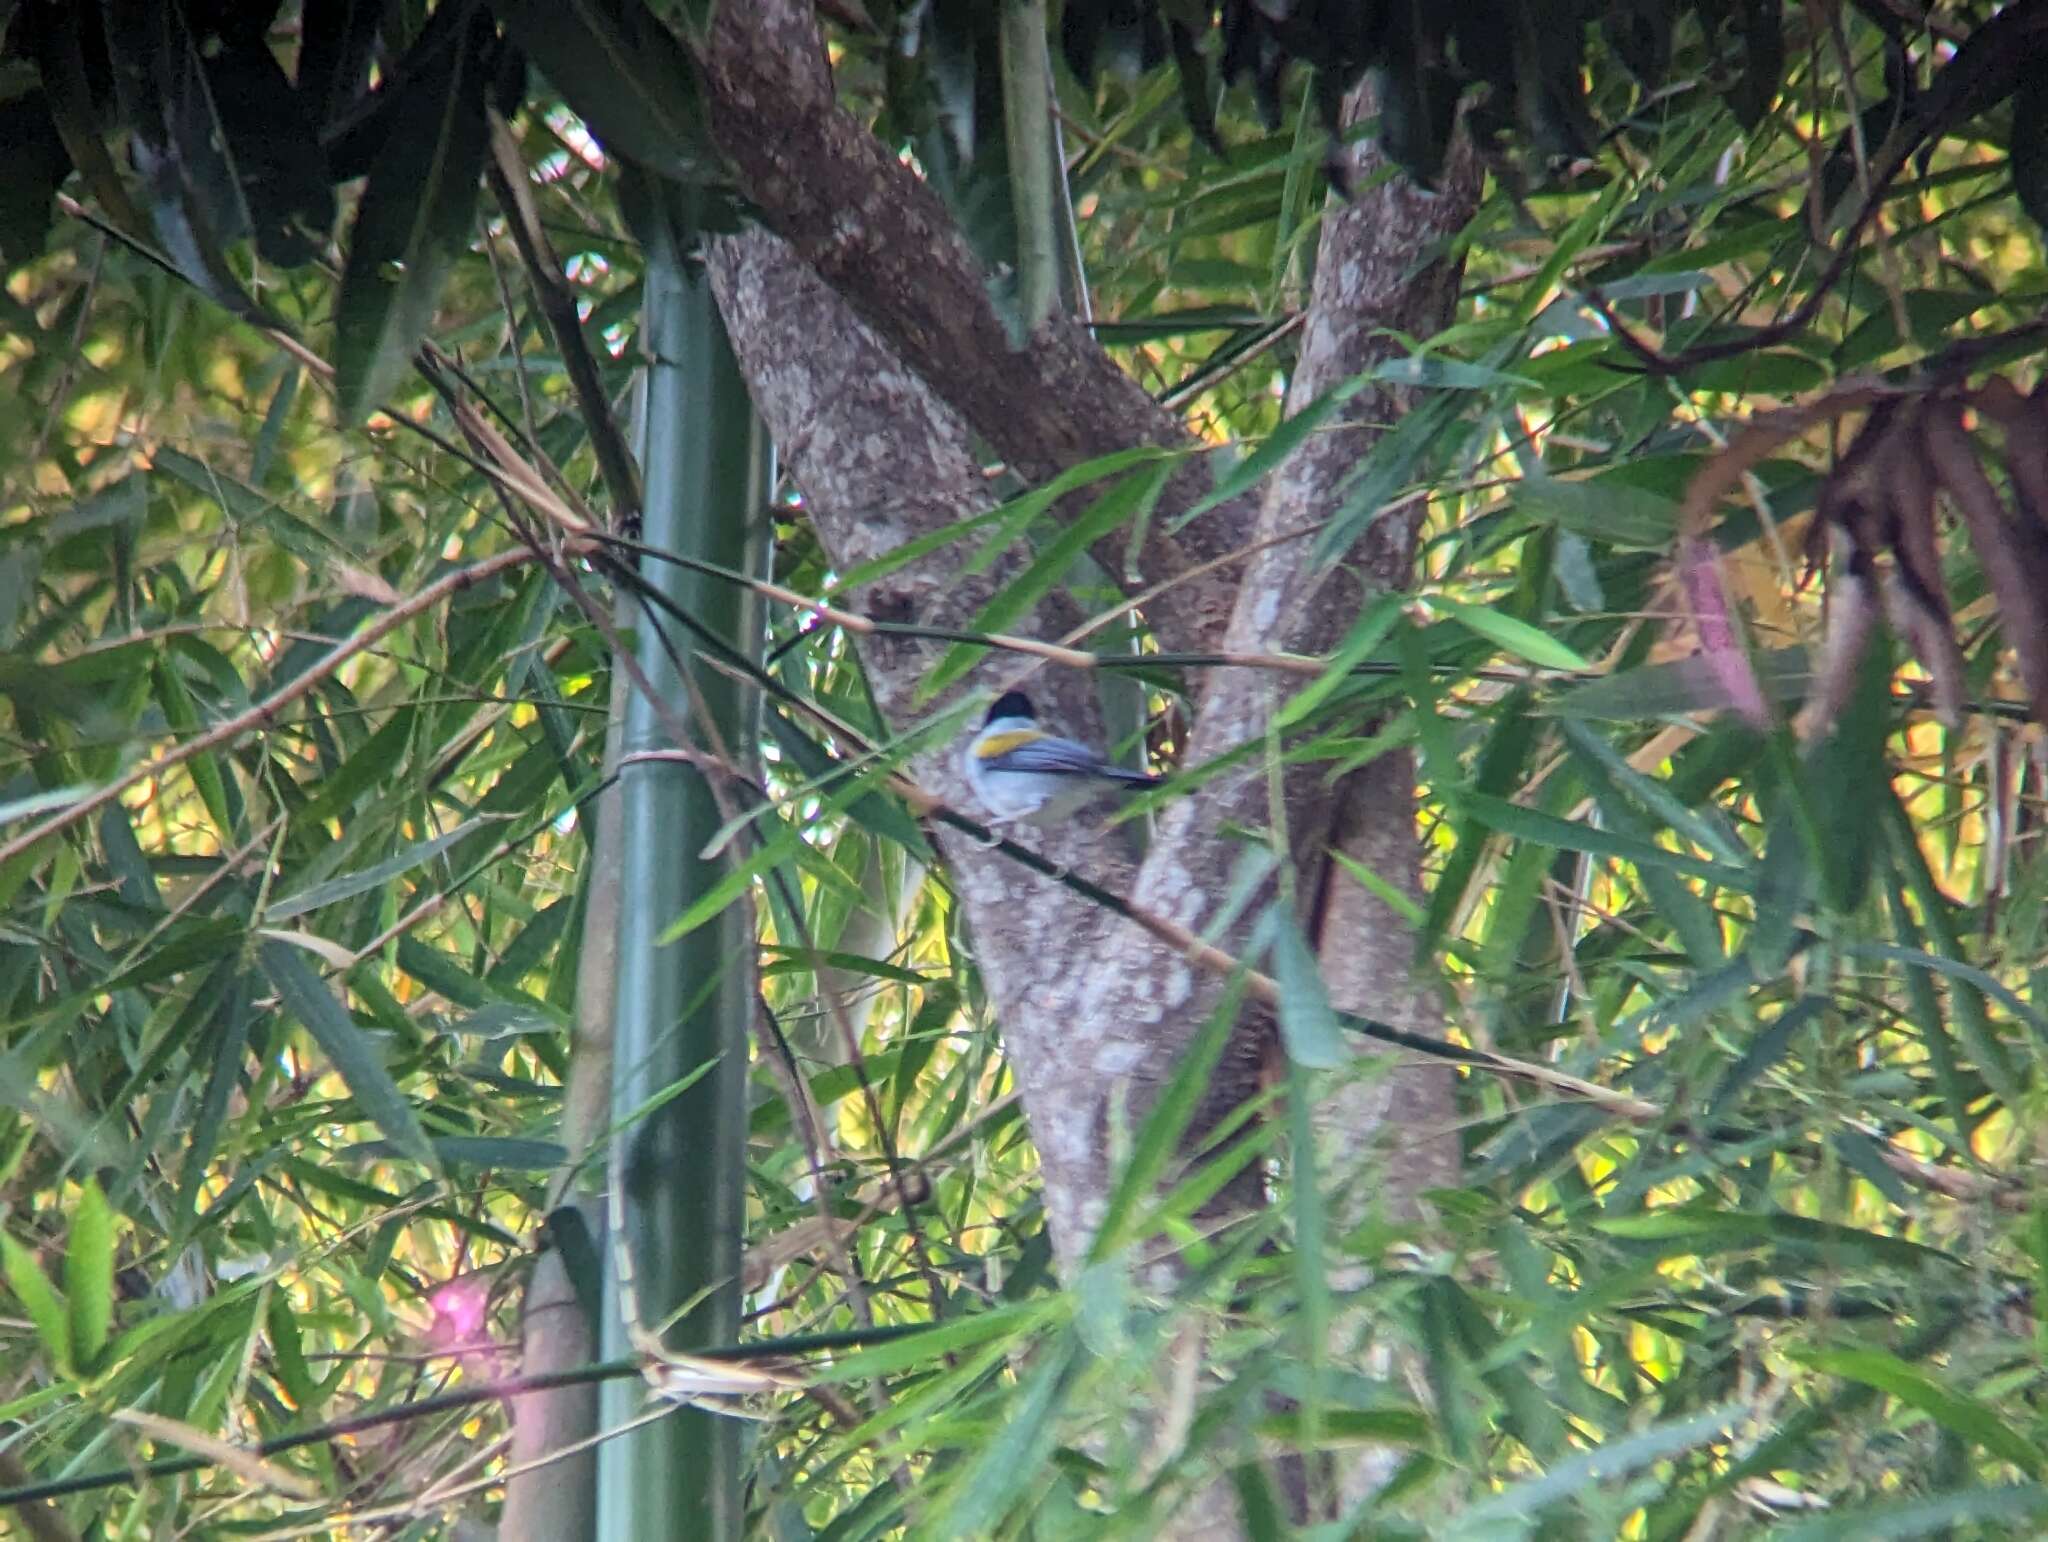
{"left": 693, "top": 0, "right": 1258, "bottom": 655}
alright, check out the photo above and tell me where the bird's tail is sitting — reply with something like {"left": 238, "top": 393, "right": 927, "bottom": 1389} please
{"left": 1102, "top": 767, "right": 1164, "bottom": 788}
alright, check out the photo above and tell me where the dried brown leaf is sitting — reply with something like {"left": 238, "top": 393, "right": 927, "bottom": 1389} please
{"left": 1876, "top": 405, "right": 1968, "bottom": 726}
{"left": 1922, "top": 401, "right": 2048, "bottom": 725}
{"left": 1972, "top": 377, "right": 2048, "bottom": 530}
{"left": 1799, "top": 554, "right": 1879, "bottom": 742}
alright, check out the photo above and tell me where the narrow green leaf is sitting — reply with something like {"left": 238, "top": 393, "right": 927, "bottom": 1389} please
{"left": 1848, "top": 941, "right": 2048, "bottom": 1042}
{"left": 938, "top": 1331, "right": 1076, "bottom": 1536}
{"left": 494, "top": 0, "right": 715, "bottom": 182}
{"left": 102, "top": 0, "right": 273, "bottom": 322}
{"left": 266, "top": 816, "right": 497, "bottom": 920}
{"left": 24, "top": 7, "right": 149, "bottom": 241}
{"left": 1365, "top": 355, "right": 1537, "bottom": 390}
{"left": 1446, "top": 1403, "right": 1743, "bottom": 1536}
{"left": 1795, "top": 1346, "right": 2044, "bottom": 1475}
{"left": 1803, "top": 632, "right": 1892, "bottom": 913}
{"left": 1090, "top": 972, "right": 1245, "bottom": 1259}
{"left": 1514, "top": 472, "right": 1675, "bottom": 548}
{"left": 150, "top": 658, "right": 234, "bottom": 836}
{"left": 204, "top": 35, "right": 336, "bottom": 267}
{"left": 660, "top": 724, "right": 937, "bottom": 944}
{"left": 1274, "top": 595, "right": 1403, "bottom": 730}
{"left": 1327, "top": 848, "right": 1426, "bottom": 926}
{"left": 1168, "top": 376, "right": 1365, "bottom": 532}
{"left": 812, "top": 1300, "right": 1058, "bottom": 1384}
{"left": 65, "top": 1177, "right": 115, "bottom": 1375}
{"left": 1457, "top": 792, "right": 1755, "bottom": 891}
{"left": 0, "top": 783, "right": 103, "bottom": 825}
{"left": 344, "top": 1136, "right": 566, "bottom": 1170}
{"left": 1263, "top": 911, "right": 1347, "bottom": 1069}
{"left": 1286, "top": 1051, "right": 1331, "bottom": 1461}
{"left": 922, "top": 461, "right": 1175, "bottom": 700}
{"left": 764, "top": 710, "right": 927, "bottom": 850}
{"left": 266, "top": 1292, "right": 323, "bottom": 1413}
{"left": 1771, "top": 1485, "right": 2048, "bottom": 1541}
{"left": 1595, "top": 1208, "right": 1958, "bottom": 1271}
{"left": 48, "top": 474, "right": 147, "bottom": 541}
{"left": 449, "top": 1001, "right": 570, "bottom": 1039}
{"left": 179, "top": 967, "right": 255, "bottom": 1218}
{"left": 1252, "top": 1407, "right": 1432, "bottom": 1446}
{"left": 1313, "top": 390, "right": 1464, "bottom": 564}
{"left": 1881, "top": 872, "right": 1972, "bottom": 1134}
{"left": 258, "top": 940, "right": 441, "bottom": 1174}
{"left": 830, "top": 446, "right": 1164, "bottom": 597}
{"left": 2, "top": 1234, "right": 71, "bottom": 1374}
{"left": 1420, "top": 683, "right": 1536, "bottom": 951}
{"left": 333, "top": 11, "right": 493, "bottom": 418}
{"left": 1231, "top": 1462, "right": 1289, "bottom": 1542}
{"left": 2013, "top": 75, "right": 2048, "bottom": 234}
{"left": 1831, "top": 1129, "right": 1915, "bottom": 1209}
{"left": 1707, "top": 995, "right": 1823, "bottom": 1118}
{"left": 1885, "top": 794, "right": 2026, "bottom": 1103}
{"left": 1425, "top": 594, "right": 1593, "bottom": 671}
{"left": 1558, "top": 720, "right": 1746, "bottom": 864}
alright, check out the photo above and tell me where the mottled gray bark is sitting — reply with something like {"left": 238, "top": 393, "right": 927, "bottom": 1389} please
{"left": 1036, "top": 90, "right": 1480, "bottom": 1261}
{"left": 704, "top": 231, "right": 1141, "bottom": 1242}
{"left": 694, "top": 0, "right": 1254, "bottom": 655}
{"left": 699, "top": 0, "right": 1476, "bottom": 1285}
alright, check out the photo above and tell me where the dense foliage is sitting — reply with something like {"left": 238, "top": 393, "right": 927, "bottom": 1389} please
{"left": 1, "top": 1, "right": 2047, "bottom": 1538}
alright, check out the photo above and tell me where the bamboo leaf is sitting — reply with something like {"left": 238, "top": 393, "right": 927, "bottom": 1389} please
{"left": 258, "top": 940, "right": 441, "bottom": 1174}
{"left": 1167, "top": 376, "right": 1365, "bottom": 532}
{"left": 1514, "top": 471, "right": 1675, "bottom": 548}
{"left": 492, "top": 0, "right": 716, "bottom": 183}
{"left": 830, "top": 447, "right": 1164, "bottom": 597}
{"left": 1274, "top": 595, "right": 1404, "bottom": 730}
{"left": 1090, "top": 973, "right": 1246, "bottom": 1258}
{"left": 1770, "top": 1484, "right": 2048, "bottom": 1540}
{"left": 1262, "top": 910, "right": 1347, "bottom": 1069}
{"left": 266, "top": 816, "right": 499, "bottom": 920}
{"left": 344, "top": 1136, "right": 566, "bottom": 1169}
{"left": 1794, "top": 1346, "right": 2044, "bottom": 1475}
{"left": 1595, "top": 1209, "right": 1959, "bottom": 1271}
{"left": 1456, "top": 792, "right": 1755, "bottom": 891}
{"left": 334, "top": 11, "right": 494, "bottom": 418}
{"left": 1425, "top": 594, "right": 1593, "bottom": 671}
{"left": 936, "top": 1331, "right": 1077, "bottom": 1536}
{"left": 1446, "top": 1403, "right": 1744, "bottom": 1536}
{"left": 922, "top": 461, "right": 1175, "bottom": 700}
{"left": 65, "top": 1178, "right": 115, "bottom": 1375}
{"left": 1549, "top": 647, "right": 1812, "bottom": 721}
{"left": 2, "top": 1234, "right": 71, "bottom": 1375}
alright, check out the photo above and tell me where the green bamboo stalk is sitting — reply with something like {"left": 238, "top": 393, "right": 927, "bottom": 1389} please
{"left": 596, "top": 175, "right": 771, "bottom": 1542}
{"left": 501, "top": 686, "right": 621, "bottom": 1542}
{"left": 1000, "top": 0, "right": 1059, "bottom": 338}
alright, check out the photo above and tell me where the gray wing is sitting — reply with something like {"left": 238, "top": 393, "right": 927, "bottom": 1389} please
{"left": 988, "top": 735, "right": 1111, "bottom": 776}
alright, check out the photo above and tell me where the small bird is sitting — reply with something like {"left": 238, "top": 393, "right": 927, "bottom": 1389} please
{"left": 960, "top": 690, "right": 1162, "bottom": 832}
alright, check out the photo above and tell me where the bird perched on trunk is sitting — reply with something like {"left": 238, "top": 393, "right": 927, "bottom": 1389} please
{"left": 961, "top": 691, "right": 1162, "bottom": 832}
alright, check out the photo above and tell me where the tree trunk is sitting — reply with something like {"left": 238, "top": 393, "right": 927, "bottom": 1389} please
{"left": 699, "top": 10, "right": 1481, "bottom": 1530}
{"left": 707, "top": 86, "right": 1476, "bottom": 1264}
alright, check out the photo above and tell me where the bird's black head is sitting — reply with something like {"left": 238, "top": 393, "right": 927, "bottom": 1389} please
{"left": 985, "top": 691, "right": 1036, "bottom": 726}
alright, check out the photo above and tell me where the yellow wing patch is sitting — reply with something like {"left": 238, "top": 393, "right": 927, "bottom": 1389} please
{"left": 975, "top": 729, "right": 1046, "bottom": 759}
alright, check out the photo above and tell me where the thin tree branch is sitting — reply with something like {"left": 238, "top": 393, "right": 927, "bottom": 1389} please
{"left": 485, "top": 108, "right": 644, "bottom": 523}
{"left": 0, "top": 545, "right": 580, "bottom": 870}
{"left": 1582, "top": 0, "right": 2048, "bottom": 375}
